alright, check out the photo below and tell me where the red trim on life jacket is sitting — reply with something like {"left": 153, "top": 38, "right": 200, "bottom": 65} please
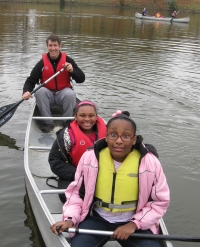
{"left": 41, "top": 52, "right": 71, "bottom": 90}
{"left": 70, "top": 117, "right": 106, "bottom": 167}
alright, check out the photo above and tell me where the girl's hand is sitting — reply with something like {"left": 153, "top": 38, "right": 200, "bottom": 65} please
{"left": 111, "top": 222, "right": 137, "bottom": 240}
{"left": 50, "top": 220, "right": 74, "bottom": 235}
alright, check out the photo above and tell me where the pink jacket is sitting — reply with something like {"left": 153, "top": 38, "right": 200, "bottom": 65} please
{"left": 62, "top": 141, "right": 170, "bottom": 234}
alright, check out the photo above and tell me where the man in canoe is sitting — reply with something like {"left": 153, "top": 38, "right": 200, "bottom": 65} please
{"left": 51, "top": 110, "right": 170, "bottom": 247}
{"left": 22, "top": 34, "right": 85, "bottom": 133}
{"left": 142, "top": 7, "right": 147, "bottom": 16}
{"left": 172, "top": 11, "right": 177, "bottom": 18}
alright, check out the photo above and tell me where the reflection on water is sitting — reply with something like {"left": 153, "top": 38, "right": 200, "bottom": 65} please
{"left": 24, "top": 194, "right": 45, "bottom": 247}
{"left": 134, "top": 18, "right": 190, "bottom": 36}
{"left": 0, "top": 132, "right": 20, "bottom": 150}
{"left": 0, "top": 2, "right": 200, "bottom": 247}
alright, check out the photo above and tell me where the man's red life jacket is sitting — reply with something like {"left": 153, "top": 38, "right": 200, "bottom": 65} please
{"left": 41, "top": 52, "right": 71, "bottom": 90}
{"left": 70, "top": 117, "right": 106, "bottom": 166}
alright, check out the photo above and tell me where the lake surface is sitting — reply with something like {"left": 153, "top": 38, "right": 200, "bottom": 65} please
{"left": 0, "top": 2, "right": 200, "bottom": 247}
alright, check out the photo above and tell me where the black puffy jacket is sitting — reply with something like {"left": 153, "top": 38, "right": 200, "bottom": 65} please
{"left": 48, "top": 127, "right": 76, "bottom": 180}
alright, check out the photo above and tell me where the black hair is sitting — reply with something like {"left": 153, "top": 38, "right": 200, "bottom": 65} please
{"left": 73, "top": 100, "right": 97, "bottom": 116}
{"left": 107, "top": 111, "right": 144, "bottom": 150}
{"left": 107, "top": 111, "right": 137, "bottom": 133}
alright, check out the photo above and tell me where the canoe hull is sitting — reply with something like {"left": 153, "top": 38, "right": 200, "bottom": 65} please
{"left": 24, "top": 174, "right": 70, "bottom": 247}
{"left": 24, "top": 102, "right": 173, "bottom": 247}
{"left": 135, "top": 12, "right": 190, "bottom": 23}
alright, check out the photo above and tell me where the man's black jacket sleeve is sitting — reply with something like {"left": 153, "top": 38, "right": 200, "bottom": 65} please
{"left": 23, "top": 59, "right": 43, "bottom": 94}
{"left": 67, "top": 56, "right": 85, "bottom": 83}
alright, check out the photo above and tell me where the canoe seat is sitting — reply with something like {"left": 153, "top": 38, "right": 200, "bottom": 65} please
{"left": 29, "top": 146, "right": 51, "bottom": 150}
{"left": 40, "top": 189, "right": 66, "bottom": 194}
{"left": 32, "top": 116, "right": 74, "bottom": 120}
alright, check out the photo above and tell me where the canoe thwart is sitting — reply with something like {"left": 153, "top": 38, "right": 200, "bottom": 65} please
{"left": 40, "top": 189, "right": 66, "bottom": 194}
{"left": 32, "top": 116, "right": 74, "bottom": 120}
{"left": 29, "top": 146, "right": 51, "bottom": 150}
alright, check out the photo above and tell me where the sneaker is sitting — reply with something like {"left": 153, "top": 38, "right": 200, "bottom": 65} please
{"left": 40, "top": 124, "right": 54, "bottom": 133}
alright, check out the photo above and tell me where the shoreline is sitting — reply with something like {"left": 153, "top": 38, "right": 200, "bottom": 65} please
{"left": 0, "top": 0, "right": 200, "bottom": 13}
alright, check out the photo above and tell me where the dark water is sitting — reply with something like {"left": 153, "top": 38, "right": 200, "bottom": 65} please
{"left": 0, "top": 2, "right": 200, "bottom": 247}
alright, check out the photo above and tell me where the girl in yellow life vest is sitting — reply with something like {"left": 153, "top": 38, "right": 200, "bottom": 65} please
{"left": 51, "top": 111, "right": 170, "bottom": 247}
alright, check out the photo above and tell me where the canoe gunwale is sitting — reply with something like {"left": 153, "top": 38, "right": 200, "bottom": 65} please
{"left": 24, "top": 102, "right": 70, "bottom": 247}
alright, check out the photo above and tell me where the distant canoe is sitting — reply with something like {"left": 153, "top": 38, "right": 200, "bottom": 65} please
{"left": 135, "top": 12, "right": 190, "bottom": 23}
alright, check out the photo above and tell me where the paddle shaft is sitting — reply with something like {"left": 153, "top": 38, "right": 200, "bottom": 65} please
{"left": 0, "top": 67, "right": 65, "bottom": 127}
{"left": 60, "top": 228, "right": 200, "bottom": 242}
{"left": 30, "top": 67, "right": 65, "bottom": 95}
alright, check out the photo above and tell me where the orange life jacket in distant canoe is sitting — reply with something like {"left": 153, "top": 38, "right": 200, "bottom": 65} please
{"left": 70, "top": 117, "right": 106, "bottom": 166}
{"left": 155, "top": 13, "right": 160, "bottom": 18}
{"left": 41, "top": 52, "right": 71, "bottom": 91}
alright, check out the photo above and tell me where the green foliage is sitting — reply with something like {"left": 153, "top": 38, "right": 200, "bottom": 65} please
{"left": 60, "top": 0, "right": 65, "bottom": 3}
{"left": 168, "top": 0, "right": 178, "bottom": 11}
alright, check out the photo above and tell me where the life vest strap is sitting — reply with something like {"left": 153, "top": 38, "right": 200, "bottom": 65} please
{"left": 95, "top": 200, "right": 137, "bottom": 210}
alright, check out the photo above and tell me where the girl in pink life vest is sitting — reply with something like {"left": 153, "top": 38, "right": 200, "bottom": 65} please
{"left": 51, "top": 111, "right": 170, "bottom": 247}
{"left": 172, "top": 11, "right": 177, "bottom": 18}
{"left": 48, "top": 100, "right": 106, "bottom": 203}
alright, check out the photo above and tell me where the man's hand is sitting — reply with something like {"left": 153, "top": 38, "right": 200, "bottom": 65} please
{"left": 64, "top": 62, "right": 73, "bottom": 73}
{"left": 22, "top": 91, "right": 33, "bottom": 100}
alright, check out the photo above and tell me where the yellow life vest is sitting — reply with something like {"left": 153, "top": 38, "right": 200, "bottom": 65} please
{"left": 94, "top": 147, "right": 140, "bottom": 213}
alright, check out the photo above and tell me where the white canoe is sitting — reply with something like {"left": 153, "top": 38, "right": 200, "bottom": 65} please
{"left": 135, "top": 12, "right": 190, "bottom": 23}
{"left": 24, "top": 101, "right": 173, "bottom": 247}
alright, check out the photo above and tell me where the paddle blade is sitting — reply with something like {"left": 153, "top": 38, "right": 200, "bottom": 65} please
{"left": 0, "top": 101, "right": 22, "bottom": 128}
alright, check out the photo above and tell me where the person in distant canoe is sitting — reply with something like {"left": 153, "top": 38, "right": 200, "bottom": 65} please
{"left": 51, "top": 110, "right": 170, "bottom": 247}
{"left": 22, "top": 34, "right": 85, "bottom": 133}
{"left": 142, "top": 7, "right": 147, "bottom": 16}
{"left": 48, "top": 100, "right": 106, "bottom": 203}
{"left": 172, "top": 10, "right": 177, "bottom": 18}
{"left": 154, "top": 12, "right": 161, "bottom": 18}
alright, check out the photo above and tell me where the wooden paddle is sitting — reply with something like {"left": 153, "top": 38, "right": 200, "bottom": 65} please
{"left": 58, "top": 227, "right": 200, "bottom": 242}
{"left": 0, "top": 67, "right": 65, "bottom": 128}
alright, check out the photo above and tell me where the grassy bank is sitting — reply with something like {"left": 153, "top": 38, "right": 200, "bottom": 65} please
{"left": 0, "top": 0, "right": 200, "bottom": 12}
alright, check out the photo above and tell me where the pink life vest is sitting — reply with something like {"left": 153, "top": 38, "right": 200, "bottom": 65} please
{"left": 70, "top": 117, "right": 106, "bottom": 166}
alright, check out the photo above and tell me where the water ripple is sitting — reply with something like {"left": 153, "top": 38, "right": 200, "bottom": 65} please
{"left": 0, "top": 4, "right": 200, "bottom": 246}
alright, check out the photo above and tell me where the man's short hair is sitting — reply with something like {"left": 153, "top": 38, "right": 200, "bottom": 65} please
{"left": 46, "top": 34, "right": 61, "bottom": 45}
